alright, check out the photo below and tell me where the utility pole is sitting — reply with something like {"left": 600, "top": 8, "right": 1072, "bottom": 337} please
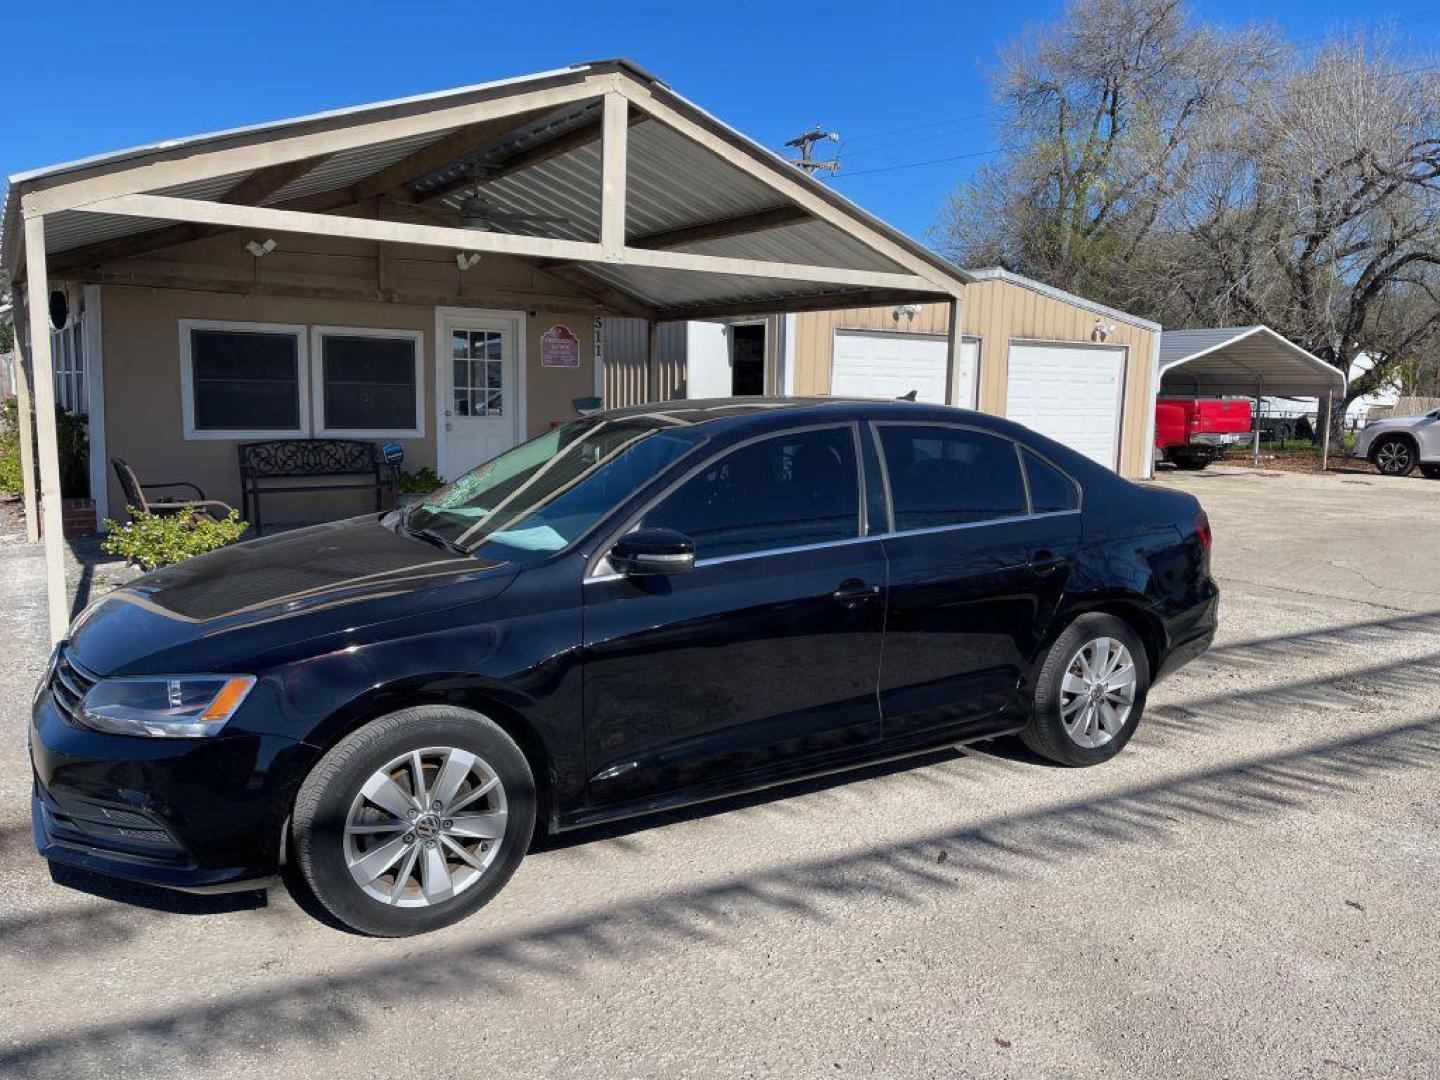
{"left": 784, "top": 126, "right": 841, "bottom": 176}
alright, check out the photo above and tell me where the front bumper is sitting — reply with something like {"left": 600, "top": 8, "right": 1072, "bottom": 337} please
{"left": 1351, "top": 428, "right": 1378, "bottom": 458}
{"left": 30, "top": 690, "right": 320, "bottom": 893}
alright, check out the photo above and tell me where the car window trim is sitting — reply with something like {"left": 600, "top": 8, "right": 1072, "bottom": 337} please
{"left": 1019, "top": 445, "right": 1082, "bottom": 515}
{"left": 585, "top": 418, "right": 1086, "bottom": 582}
{"left": 870, "top": 418, "right": 1085, "bottom": 515}
{"left": 584, "top": 422, "right": 864, "bottom": 582}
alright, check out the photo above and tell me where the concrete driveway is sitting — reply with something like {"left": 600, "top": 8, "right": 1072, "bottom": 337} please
{"left": 1, "top": 466, "right": 1437, "bottom": 1079}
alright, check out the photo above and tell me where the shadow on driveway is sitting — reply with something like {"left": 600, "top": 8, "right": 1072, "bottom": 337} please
{"left": 3, "top": 711, "right": 1437, "bottom": 1079}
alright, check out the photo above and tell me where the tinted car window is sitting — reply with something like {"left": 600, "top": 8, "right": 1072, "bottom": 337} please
{"left": 406, "top": 417, "right": 696, "bottom": 563}
{"left": 1023, "top": 449, "right": 1079, "bottom": 513}
{"left": 878, "top": 424, "right": 1026, "bottom": 529}
{"left": 643, "top": 427, "right": 859, "bottom": 559}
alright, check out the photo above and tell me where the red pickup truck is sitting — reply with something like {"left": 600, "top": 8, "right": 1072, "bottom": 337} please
{"left": 1155, "top": 398, "right": 1252, "bottom": 470}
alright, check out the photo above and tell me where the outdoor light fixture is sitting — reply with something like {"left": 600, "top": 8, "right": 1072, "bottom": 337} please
{"left": 1093, "top": 320, "right": 1116, "bottom": 341}
{"left": 245, "top": 238, "right": 278, "bottom": 258}
{"left": 456, "top": 251, "right": 483, "bottom": 271}
{"left": 893, "top": 303, "right": 921, "bottom": 323}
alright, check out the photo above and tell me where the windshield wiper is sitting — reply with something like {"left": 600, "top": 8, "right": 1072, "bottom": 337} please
{"left": 404, "top": 524, "right": 470, "bottom": 556}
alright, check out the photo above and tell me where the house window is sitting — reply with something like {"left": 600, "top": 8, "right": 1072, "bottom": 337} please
{"left": 179, "top": 320, "right": 424, "bottom": 440}
{"left": 181, "top": 321, "right": 307, "bottom": 439}
{"left": 314, "top": 328, "right": 422, "bottom": 436}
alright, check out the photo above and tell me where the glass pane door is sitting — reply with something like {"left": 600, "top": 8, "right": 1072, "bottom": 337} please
{"left": 451, "top": 329, "right": 505, "bottom": 417}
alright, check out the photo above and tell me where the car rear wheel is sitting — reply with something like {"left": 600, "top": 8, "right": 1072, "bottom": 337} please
{"left": 290, "top": 705, "right": 535, "bottom": 936}
{"left": 1371, "top": 436, "right": 1417, "bottom": 477}
{"left": 1021, "top": 613, "right": 1150, "bottom": 767}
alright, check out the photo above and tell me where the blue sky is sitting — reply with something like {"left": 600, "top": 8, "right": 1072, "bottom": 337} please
{"left": 6, "top": 1, "right": 1437, "bottom": 240}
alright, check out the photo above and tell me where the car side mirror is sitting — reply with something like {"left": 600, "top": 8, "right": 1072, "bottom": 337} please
{"left": 609, "top": 527, "right": 695, "bottom": 577}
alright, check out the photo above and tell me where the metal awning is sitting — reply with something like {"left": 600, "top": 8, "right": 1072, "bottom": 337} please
{"left": 0, "top": 59, "right": 969, "bottom": 321}
{"left": 1159, "top": 326, "right": 1345, "bottom": 398}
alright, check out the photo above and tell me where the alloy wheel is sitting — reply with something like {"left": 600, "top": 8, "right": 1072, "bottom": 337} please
{"left": 343, "top": 746, "right": 508, "bottom": 907}
{"left": 1375, "top": 440, "right": 1413, "bottom": 474}
{"left": 1059, "top": 637, "right": 1137, "bottom": 749}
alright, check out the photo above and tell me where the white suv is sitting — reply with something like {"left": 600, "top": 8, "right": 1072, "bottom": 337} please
{"left": 1353, "top": 408, "right": 1440, "bottom": 478}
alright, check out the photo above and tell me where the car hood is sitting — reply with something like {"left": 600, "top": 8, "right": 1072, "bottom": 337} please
{"left": 70, "top": 515, "right": 518, "bottom": 675}
{"left": 1370, "top": 415, "right": 1428, "bottom": 428}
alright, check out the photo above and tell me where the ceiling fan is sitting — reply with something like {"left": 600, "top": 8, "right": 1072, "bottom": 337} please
{"left": 391, "top": 163, "right": 572, "bottom": 232}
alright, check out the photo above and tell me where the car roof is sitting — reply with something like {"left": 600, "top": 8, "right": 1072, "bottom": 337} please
{"left": 599, "top": 396, "right": 998, "bottom": 433}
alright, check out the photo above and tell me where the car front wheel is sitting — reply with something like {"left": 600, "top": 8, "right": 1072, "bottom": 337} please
{"left": 1371, "top": 437, "right": 1417, "bottom": 477}
{"left": 290, "top": 705, "right": 536, "bottom": 936}
{"left": 1022, "top": 613, "right": 1151, "bottom": 766}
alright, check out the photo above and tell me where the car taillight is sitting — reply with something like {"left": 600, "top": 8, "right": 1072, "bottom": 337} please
{"left": 1195, "top": 510, "right": 1212, "bottom": 550}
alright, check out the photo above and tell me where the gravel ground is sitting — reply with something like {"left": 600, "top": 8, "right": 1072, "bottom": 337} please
{"left": 0, "top": 466, "right": 1437, "bottom": 1079}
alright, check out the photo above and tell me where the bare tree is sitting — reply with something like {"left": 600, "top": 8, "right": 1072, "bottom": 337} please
{"left": 934, "top": 0, "right": 1278, "bottom": 300}
{"left": 935, "top": 1, "right": 1440, "bottom": 419}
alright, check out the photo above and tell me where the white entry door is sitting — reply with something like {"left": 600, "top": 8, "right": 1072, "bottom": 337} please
{"left": 831, "top": 330, "right": 979, "bottom": 407}
{"left": 1006, "top": 342, "right": 1125, "bottom": 468}
{"left": 440, "top": 313, "right": 522, "bottom": 479}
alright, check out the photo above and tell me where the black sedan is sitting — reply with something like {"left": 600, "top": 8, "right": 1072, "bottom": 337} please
{"left": 31, "top": 398, "right": 1217, "bottom": 936}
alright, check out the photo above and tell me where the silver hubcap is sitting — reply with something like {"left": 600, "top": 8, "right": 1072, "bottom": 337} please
{"left": 1060, "top": 637, "right": 1137, "bottom": 748}
{"left": 344, "top": 746, "right": 508, "bottom": 907}
{"left": 1377, "top": 442, "right": 1411, "bottom": 472}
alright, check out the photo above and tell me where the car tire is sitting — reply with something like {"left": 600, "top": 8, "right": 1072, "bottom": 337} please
{"left": 1370, "top": 436, "right": 1418, "bottom": 477}
{"left": 1170, "top": 453, "right": 1210, "bottom": 471}
{"left": 1021, "top": 613, "right": 1151, "bottom": 767}
{"left": 1420, "top": 464, "right": 1440, "bottom": 480}
{"left": 290, "top": 705, "right": 536, "bottom": 937}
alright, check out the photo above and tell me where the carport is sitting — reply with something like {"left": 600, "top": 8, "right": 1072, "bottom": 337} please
{"left": 1, "top": 58, "right": 970, "bottom": 642}
{"left": 1158, "top": 325, "right": 1346, "bottom": 468}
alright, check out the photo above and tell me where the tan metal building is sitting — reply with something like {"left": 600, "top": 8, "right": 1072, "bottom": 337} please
{"left": 604, "top": 267, "right": 1161, "bottom": 479}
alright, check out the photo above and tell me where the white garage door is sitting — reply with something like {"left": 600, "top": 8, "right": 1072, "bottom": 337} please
{"left": 1006, "top": 343, "right": 1125, "bottom": 468}
{"left": 831, "top": 330, "right": 979, "bottom": 407}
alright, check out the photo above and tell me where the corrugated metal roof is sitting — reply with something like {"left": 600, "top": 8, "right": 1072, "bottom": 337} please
{"left": 261, "top": 129, "right": 461, "bottom": 204}
{"left": 1159, "top": 326, "right": 1345, "bottom": 397}
{"left": 967, "top": 266, "right": 1159, "bottom": 331}
{"left": 3, "top": 58, "right": 967, "bottom": 312}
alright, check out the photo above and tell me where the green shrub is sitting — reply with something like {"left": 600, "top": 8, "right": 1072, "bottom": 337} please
{"left": 0, "top": 398, "right": 89, "bottom": 497}
{"left": 397, "top": 466, "right": 444, "bottom": 494}
{"left": 0, "top": 397, "right": 20, "bottom": 496}
{"left": 101, "top": 508, "right": 249, "bottom": 570}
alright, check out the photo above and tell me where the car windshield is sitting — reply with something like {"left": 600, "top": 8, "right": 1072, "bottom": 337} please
{"left": 403, "top": 416, "right": 697, "bottom": 563}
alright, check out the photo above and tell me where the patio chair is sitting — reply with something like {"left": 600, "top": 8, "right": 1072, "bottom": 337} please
{"left": 111, "top": 458, "right": 234, "bottom": 521}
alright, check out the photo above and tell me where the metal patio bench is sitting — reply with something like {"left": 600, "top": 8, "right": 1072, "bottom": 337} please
{"left": 112, "top": 458, "right": 234, "bottom": 522}
{"left": 238, "top": 439, "right": 398, "bottom": 535}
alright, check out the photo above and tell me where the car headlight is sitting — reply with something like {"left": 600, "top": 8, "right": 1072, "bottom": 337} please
{"left": 33, "top": 644, "right": 62, "bottom": 710}
{"left": 78, "top": 675, "right": 256, "bottom": 738}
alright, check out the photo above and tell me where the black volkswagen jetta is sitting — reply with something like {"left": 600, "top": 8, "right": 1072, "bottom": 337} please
{"left": 31, "top": 398, "right": 1217, "bottom": 935}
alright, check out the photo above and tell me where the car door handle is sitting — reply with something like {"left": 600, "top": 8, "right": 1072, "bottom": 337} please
{"left": 833, "top": 580, "right": 881, "bottom": 605}
{"left": 1030, "top": 549, "right": 1067, "bottom": 576}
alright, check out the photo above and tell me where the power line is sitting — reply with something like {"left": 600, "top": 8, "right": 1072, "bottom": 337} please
{"left": 832, "top": 148, "right": 1000, "bottom": 179}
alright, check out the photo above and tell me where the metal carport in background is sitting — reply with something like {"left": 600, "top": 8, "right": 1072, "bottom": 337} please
{"left": 1158, "top": 325, "right": 1347, "bottom": 468}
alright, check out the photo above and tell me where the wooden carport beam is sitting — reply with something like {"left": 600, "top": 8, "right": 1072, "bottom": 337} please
{"left": 48, "top": 153, "right": 335, "bottom": 274}
{"left": 76, "top": 192, "right": 939, "bottom": 291}
{"left": 657, "top": 287, "right": 947, "bottom": 322}
{"left": 407, "top": 109, "right": 649, "bottom": 207}
{"left": 21, "top": 217, "right": 69, "bottom": 642}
